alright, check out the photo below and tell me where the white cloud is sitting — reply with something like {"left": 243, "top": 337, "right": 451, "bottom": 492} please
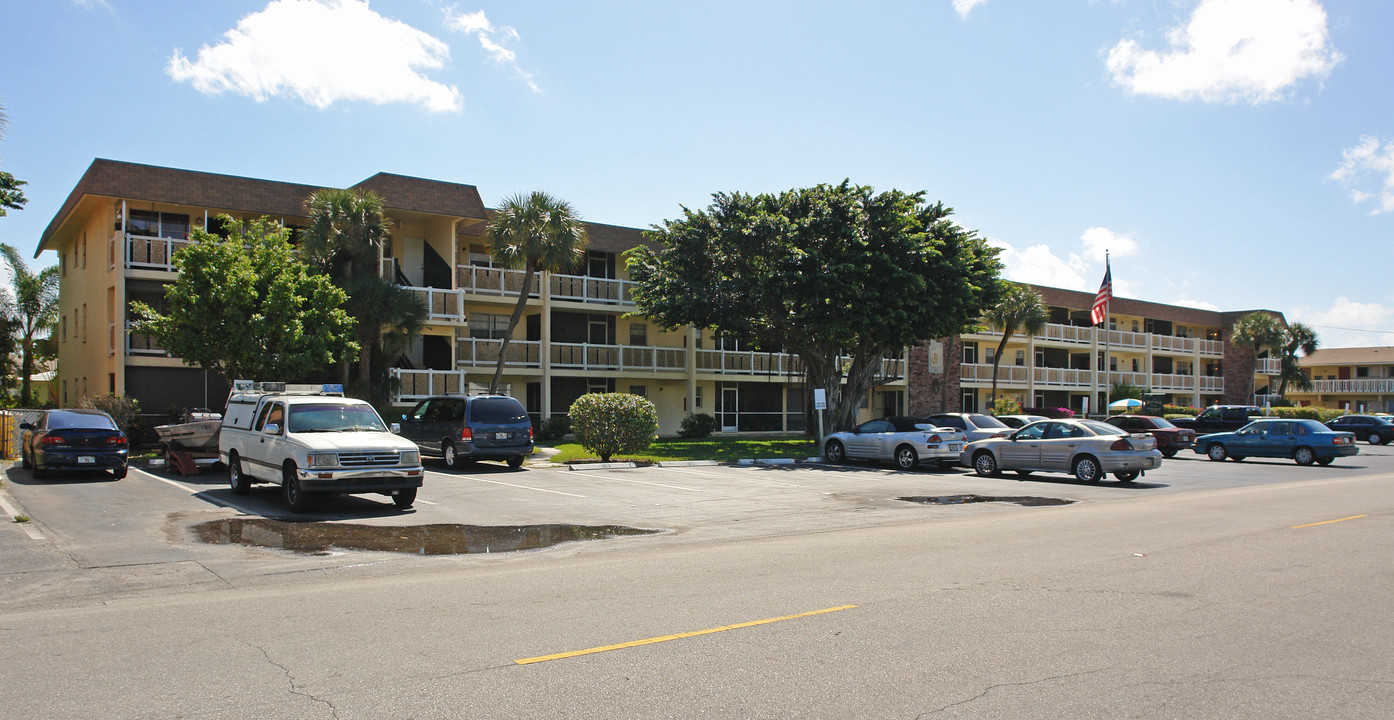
{"left": 167, "top": 0, "right": 462, "bottom": 113}
{"left": 1105, "top": 0, "right": 1342, "bottom": 104}
{"left": 953, "top": 0, "right": 987, "bottom": 19}
{"left": 444, "top": 8, "right": 539, "bottom": 92}
{"left": 989, "top": 239, "right": 1090, "bottom": 291}
{"left": 1288, "top": 298, "right": 1394, "bottom": 348}
{"left": 1080, "top": 226, "right": 1139, "bottom": 263}
{"left": 72, "top": 0, "right": 112, "bottom": 10}
{"left": 1173, "top": 297, "right": 1221, "bottom": 311}
{"left": 1330, "top": 136, "right": 1394, "bottom": 214}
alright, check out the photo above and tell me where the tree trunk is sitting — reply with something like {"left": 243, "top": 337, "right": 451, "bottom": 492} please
{"left": 20, "top": 335, "right": 33, "bottom": 407}
{"left": 989, "top": 330, "right": 1012, "bottom": 412}
{"left": 491, "top": 265, "right": 536, "bottom": 394}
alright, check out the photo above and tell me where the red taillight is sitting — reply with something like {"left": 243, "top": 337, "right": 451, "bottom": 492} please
{"left": 41, "top": 435, "right": 65, "bottom": 445}
{"left": 529, "top": 426, "right": 534, "bottom": 442}
{"left": 1110, "top": 438, "right": 1132, "bottom": 451}
{"left": 107, "top": 436, "right": 128, "bottom": 446}
{"left": 926, "top": 434, "right": 941, "bottom": 443}
{"left": 460, "top": 427, "right": 473, "bottom": 441}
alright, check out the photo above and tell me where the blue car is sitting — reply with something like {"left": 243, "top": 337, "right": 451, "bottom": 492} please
{"left": 1194, "top": 418, "right": 1359, "bottom": 466}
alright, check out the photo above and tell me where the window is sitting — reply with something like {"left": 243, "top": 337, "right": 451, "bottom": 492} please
{"left": 1357, "top": 367, "right": 1370, "bottom": 378}
{"left": 1109, "top": 356, "right": 1117, "bottom": 371}
{"left": 1131, "top": 358, "right": 1139, "bottom": 372}
{"left": 984, "top": 347, "right": 995, "bottom": 363}
{"left": 629, "top": 322, "right": 648, "bottom": 346}
{"left": 468, "top": 313, "right": 511, "bottom": 339}
{"left": 62, "top": 315, "right": 67, "bottom": 341}
{"left": 126, "top": 210, "right": 190, "bottom": 239}
{"left": 628, "top": 385, "right": 648, "bottom": 398}
{"left": 962, "top": 343, "right": 978, "bottom": 365}
{"left": 60, "top": 252, "right": 66, "bottom": 277}
{"left": 1015, "top": 350, "right": 1025, "bottom": 366}
{"left": 82, "top": 304, "right": 87, "bottom": 343}
{"left": 695, "top": 386, "right": 703, "bottom": 408}
{"left": 82, "top": 234, "right": 87, "bottom": 268}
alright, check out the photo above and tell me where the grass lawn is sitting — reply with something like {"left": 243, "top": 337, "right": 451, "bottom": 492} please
{"left": 544, "top": 436, "right": 819, "bottom": 464}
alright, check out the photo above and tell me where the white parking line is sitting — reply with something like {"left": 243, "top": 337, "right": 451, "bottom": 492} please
{"left": 141, "top": 469, "right": 263, "bottom": 516}
{"left": 0, "top": 489, "right": 45, "bottom": 540}
{"left": 446, "top": 474, "right": 588, "bottom": 498}
{"left": 662, "top": 467, "right": 801, "bottom": 487}
{"left": 567, "top": 471, "right": 701, "bottom": 492}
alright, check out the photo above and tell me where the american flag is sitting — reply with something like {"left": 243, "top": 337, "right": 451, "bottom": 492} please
{"left": 1090, "top": 260, "right": 1112, "bottom": 325}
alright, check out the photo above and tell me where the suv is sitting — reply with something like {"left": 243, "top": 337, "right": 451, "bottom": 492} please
{"left": 1169, "top": 405, "right": 1268, "bottom": 435}
{"left": 398, "top": 394, "right": 534, "bottom": 469}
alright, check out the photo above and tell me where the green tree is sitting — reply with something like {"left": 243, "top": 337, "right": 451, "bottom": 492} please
{"left": 628, "top": 181, "right": 1001, "bottom": 433}
{"left": 0, "top": 104, "right": 25, "bottom": 217}
{"left": 1276, "top": 322, "right": 1319, "bottom": 396}
{"left": 569, "top": 392, "right": 659, "bottom": 462}
{"left": 0, "top": 243, "right": 59, "bottom": 406}
{"left": 129, "top": 217, "right": 359, "bottom": 382}
{"left": 301, "top": 188, "right": 426, "bottom": 401}
{"left": 1230, "top": 311, "right": 1284, "bottom": 402}
{"left": 984, "top": 282, "right": 1048, "bottom": 412}
{"left": 486, "top": 191, "right": 588, "bottom": 393}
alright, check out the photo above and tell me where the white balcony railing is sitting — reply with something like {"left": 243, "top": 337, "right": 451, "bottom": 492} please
{"left": 1040, "top": 323, "right": 1094, "bottom": 345}
{"left": 1200, "top": 376, "right": 1224, "bottom": 392}
{"left": 392, "top": 368, "right": 468, "bottom": 400}
{"left": 125, "top": 321, "right": 165, "bottom": 356}
{"left": 1033, "top": 367, "right": 1094, "bottom": 387}
{"left": 456, "top": 338, "right": 542, "bottom": 369}
{"left": 126, "top": 233, "right": 190, "bottom": 272}
{"left": 456, "top": 266, "right": 538, "bottom": 297}
{"left": 1152, "top": 334, "right": 1197, "bottom": 354}
{"left": 406, "top": 286, "right": 465, "bottom": 323}
{"left": 1199, "top": 339, "right": 1223, "bottom": 356}
{"left": 1149, "top": 373, "right": 1197, "bottom": 391}
{"left": 1255, "top": 358, "right": 1283, "bottom": 374}
{"left": 549, "top": 272, "right": 636, "bottom": 305}
{"left": 1309, "top": 378, "right": 1394, "bottom": 394}
{"left": 550, "top": 343, "right": 687, "bottom": 372}
{"left": 959, "top": 363, "right": 1030, "bottom": 384}
{"left": 1105, "top": 329, "right": 1148, "bottom": 349}
{"left": 1107, "top": 371, "right": 1149, "bottom": 387}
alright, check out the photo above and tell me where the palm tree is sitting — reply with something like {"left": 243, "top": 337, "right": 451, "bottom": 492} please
{"left": 1, "top": 243, "right": 59, "bottom": 406}
{"left": 984, "top": 282, "right": 1048, "bottom": 412}
{"left": 1276, "top": 322, "right": 1319, "bottom": 396}
{"left": 1230, "top": 312, "right": 1284, "bottom": 402}
{"left": 486, "top": 191, "right": 588, "bottom": 394}
{"left": 302, "top": 189, "right": 425, "bottom": 399}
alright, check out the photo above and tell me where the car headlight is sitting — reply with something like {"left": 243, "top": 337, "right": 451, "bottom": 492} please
{"left": 400, "top": 450, "right": 420, "bottom": 465}
{"left": 308, "top": 453, "right": 339, "bottom": 468}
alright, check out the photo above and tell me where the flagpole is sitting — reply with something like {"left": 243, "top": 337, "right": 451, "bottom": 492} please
{"left": 1102, "top": 251, "right": 1111, "bottom": 417}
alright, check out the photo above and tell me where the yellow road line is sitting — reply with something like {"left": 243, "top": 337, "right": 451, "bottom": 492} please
{"left": 514, "top": 604, "right": 857, "bottom": 665}
{"left": 1290, "top": 514, "right": 1368, "bottom": 529}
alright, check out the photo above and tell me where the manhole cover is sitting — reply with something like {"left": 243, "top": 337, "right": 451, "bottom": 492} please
{"left": 194, "top": 519, "right": 660, "bottom": 555}
{"left": 897, "top": 495, "right": 1074, "bottom": 507}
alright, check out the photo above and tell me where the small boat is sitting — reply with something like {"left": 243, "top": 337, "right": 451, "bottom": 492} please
{"left": 155, "top": 409, "right": 223, "bottom": 452}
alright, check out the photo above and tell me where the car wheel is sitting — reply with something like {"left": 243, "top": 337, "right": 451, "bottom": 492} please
{"left": 894, "top": 445, "right": 919, "bottom": 470}
{"left": 1316, "top": 457, "right": 1334, "bottom": 466}
{"left": 393, "top": 487, "right": 417, "bottom": 508}
{"left": 1206, "top": 443, "right": 1227, "bottom": 462}
{"left": 1161, "top": 448, "right": 1177, "bottom": 458}
{"left": 1073, "top": 456, "right": 1102, "bottom": 484}
{"left": 283, "top": 463, "right": 312, "bottom": 513}
{"left": 507, "top": 455, "right": 524, "bottom": 469}
{"left": 1114, "top": 470, "right": 1140, "bottom": 483}
{"left": 112, "top": 466, "right": 127, "bottom": 480}
{"left": 825, "top": 440, "right": 846, "bottom": 464}
{"left": 442, "top": 442, "right": 459, "bottom": 469}
{"left": 972, "top": 451, "right": 998, "bottom": 477}
{"left": 1368, "top": 432, "right": 1382, "bottom": 445}
{"left": 228, "top": 452, "right": 251, "bottom": 495}
{"left": 1294, "top": 447, "right": 1316, "bottom": 466}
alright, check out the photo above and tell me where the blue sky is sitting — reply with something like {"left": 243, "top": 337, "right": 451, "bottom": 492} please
{"left": 2, "top": 0, "right": 1391, "bottom": 347}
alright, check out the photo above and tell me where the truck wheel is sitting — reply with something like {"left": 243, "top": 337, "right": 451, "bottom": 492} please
{"left": 442, "top": 442, "right": 459, "bottom": 469}
{"left": 283, "top": 463, "right": 311, "bottom": 513}
{"left": 507, "top": 455, "right": 524, "bottom": 469}
{"left": 393, "top": 487, "right": 417, "bottom": 508}
{"left": 228, "top": 452, "right": 251, "bottom": 495}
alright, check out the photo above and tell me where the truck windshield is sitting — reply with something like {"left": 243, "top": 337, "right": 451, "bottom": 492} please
{"left": 288, "top": 403, "right": 387, "bottom": 433}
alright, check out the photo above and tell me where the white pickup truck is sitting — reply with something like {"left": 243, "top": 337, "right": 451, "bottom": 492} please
{"left": 218, "top": 383, "right": 424, "bottom": 513}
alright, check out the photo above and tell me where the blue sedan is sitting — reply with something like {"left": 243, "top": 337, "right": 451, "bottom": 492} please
{"left": 1194, "top": 418, "right": 1359, "bottom": 466}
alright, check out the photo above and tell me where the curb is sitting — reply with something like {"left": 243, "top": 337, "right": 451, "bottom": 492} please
{"left": 655, "top": 460, "right": 720, "bottom": 467}
{"left": 735, "top": 458, "right": 798, "bottom": 466}
{"left": 567, "top": 462, "right": 637, "bottom": 470}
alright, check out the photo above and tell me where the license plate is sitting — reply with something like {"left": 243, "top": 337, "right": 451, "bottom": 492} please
{"left": 78, "top": 456, "right": 95, "bottom": 464}
{"left": 495, "top": 432, "right": 510, "bottom": 440}
{"left": 949, "top": 444, "right": 961, "bottom": 452}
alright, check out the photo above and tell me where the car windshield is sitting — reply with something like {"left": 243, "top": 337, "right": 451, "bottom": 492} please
{"left": 47, "top": 411, "right": 118, "bottom": 430}
{"left": 1080, "top": 420, "right": 1126, "bottom": 436}
{"left": 470, "top": 398, "right": 528, "bottom": 423}
{"left": 968, "top": 414, "right": 1008, "bottom": 429}
{"left": 288, "top": 403, "right": 387, "bottom": 433}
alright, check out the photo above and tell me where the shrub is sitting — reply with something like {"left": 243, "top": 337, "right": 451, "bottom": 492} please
{"left": 1264, "top": 405, "right": 1344, "bottom": 422}
{"left": 568, "top": 393, "right": 659, "bottom": 462}
{"left": 536, "top": 415, "right": 572, "bottom": 442}
{"left": 991, "top": 397, "right": 1021, "bottom": 416}
{"left": 677, "top": 413, "right": 718, "bottom": 438}
{"left": 81, "top": 394, "right": 142, "bottom": 440}
{"left": 1164, "top": 405, "right": 1199, "bottom": 417}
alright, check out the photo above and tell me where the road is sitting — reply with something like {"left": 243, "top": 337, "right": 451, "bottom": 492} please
{"left": 1, "top": 447, "right": 1390, "bottom": 718}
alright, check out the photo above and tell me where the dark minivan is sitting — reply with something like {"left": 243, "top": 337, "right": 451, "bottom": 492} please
{"left": 398, "top": 395, "right": 534, "bottom": 469}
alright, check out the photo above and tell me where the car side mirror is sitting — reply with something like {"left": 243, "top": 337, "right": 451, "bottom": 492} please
{"left": 263, "top": 423, "right": 280, "bottom": 435}
{"left": 19, "top": 422, "right": 34, "bottom": 431}
{"left": 390, "top": 423, "right": 401, "bottom": 434}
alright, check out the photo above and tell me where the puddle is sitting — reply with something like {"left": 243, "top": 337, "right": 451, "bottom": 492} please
{"left": 897, "top": 495, "right": 1074, "bottom": 507}
{"left": 193, "top": 519, "right": 660, "bottom": 556}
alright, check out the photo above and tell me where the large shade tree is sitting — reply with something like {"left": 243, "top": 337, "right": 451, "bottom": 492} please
{"left": 628, "top": 181, "right": 1002, "bottom": 433}
{"left": 301, "top": 188, "right": 426, "bottom": 401}
{"left": 485, "top": 191, "right": 588, "bottom": 394}
{"left": 1276, "top": 322, "right": 1319, "bottom": 396}
{"left": 1230, "top": 311, "right": 1285, "bottom": 402}
{"left": 130, "top": 217, "right": 359, "bottom": 382}
{"left": 1, "top": 243, "right": 58, "bottom": 406}
{"left": 984, "top": 282, "right": 1048, "bottom": 411}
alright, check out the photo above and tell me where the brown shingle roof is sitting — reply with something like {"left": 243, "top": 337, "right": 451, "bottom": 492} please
{"left": 38, "top": 159, "right": 322, "bottom": 256}
{"left": 351, "top": 172, "right": 486, "bottom": 219}
{"left": 1299, "top": 346, "right": 1394, "bottom": 366}
{"left": 1028, "top": 283, "right": 1283, "bottom": 326}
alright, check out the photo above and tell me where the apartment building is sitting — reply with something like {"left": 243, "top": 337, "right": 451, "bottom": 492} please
{"left": 36, "top": 159, "right": 907, "bottom": 434}
{"left": 38, "top": 159, "right": 1279, "bottom": 433}
{"left": 1289, "top": 347, "right": 1394, "bottom": 413}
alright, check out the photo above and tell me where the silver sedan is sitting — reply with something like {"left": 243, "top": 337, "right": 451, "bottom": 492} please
{"left": 959, "top": 418, "right": 1163, "bottom": 483}
{"left": 824, "top": 417, "right": 968, "bottom": 470}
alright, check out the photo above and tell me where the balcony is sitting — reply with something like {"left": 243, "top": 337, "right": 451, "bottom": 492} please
{"left": 126, "top": 234, "right": 190, "bottom": 272}
{"left": 125, "top": 321, "right": 165, "bottom": 356}
{"left": 456, "top": 338, "right": 542, "bottom": 369}
{"left": 1255, "top": 357, "right": 1283, "bottom": 374}
{"left": 553, "top": 343, "right": 686, "bottom": 372}
{"left": 1309, "top": 378, "right": 1394, "bottom": 394}
{"left": 1038, "top": 323, "right": 1094, "bottom": 345}
{"left": 408, "top": 287, "right": 466, "bottom": 323}
{"left": 454, "top": 266, "right": 636, "bottom": 307}
{"left": 959, "top": 363, "right": 1225, "bottom": 393}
